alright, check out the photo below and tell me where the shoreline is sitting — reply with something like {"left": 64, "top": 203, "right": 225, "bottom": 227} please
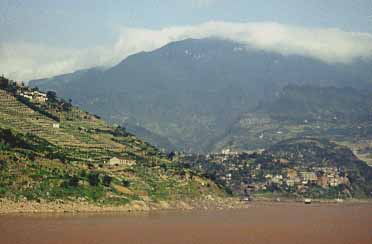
{"left": 1, "top": 197, "right": 371, "bottom": 215}
{"left": 0, "top": 197, "right": 245, "bottom": 214}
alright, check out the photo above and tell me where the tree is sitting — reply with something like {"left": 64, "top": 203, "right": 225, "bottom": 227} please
{"left": 79, "top": 170, "right": 87, "bottom": 178}
{"left": 0, "top": 160, "right": 6, "bottom": 170}
{"left": 167, "top": 151, "right": 176, "bottom": 161}
{"left": 0, "top": 76, "right": 9, "bottom": 89}
{"left": 113, "top": 126, "right": 129, "bottom": 137}
{"left": 88, "top": 172, "right": 100, "bottom": 186}
{"left": 68, "top": 175, "right": 80, "bottom": 187}
{"left": 122, "top": 179, "right": 130, "bottom": 187}
{"left": 103, "top": 175, "right": 112, "bottom": 187}
{"left": 61, "top": 99, "right": 72, "bottom": 111}
{"left": 46, "top": 91, "right": 57, "bottom": 102}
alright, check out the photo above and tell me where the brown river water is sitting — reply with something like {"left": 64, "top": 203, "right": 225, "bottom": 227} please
{"left": 0, "top": 203, "right": 371, "bottom": 244}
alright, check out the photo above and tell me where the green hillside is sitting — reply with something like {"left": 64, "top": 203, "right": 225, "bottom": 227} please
{"left": 258, "top": 85, "right": 371, "bottom": 123}
{"left": 0, "top": 77, "right": 225, "bottom": 205}
{"left": 213, "top": 85, "right": 372, "bottom": 164}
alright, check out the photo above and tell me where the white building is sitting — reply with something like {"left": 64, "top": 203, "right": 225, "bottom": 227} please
{"left": 107, "top": 157, "right": 136, "bottom": 167}
{"left": 221, "top": 148, "right": 238, "bottom": 155}
{"left": 20, "top": 91, "right": 48, "bottom": 103}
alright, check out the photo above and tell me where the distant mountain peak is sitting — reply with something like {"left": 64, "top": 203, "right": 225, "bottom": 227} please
{"left": 29, "top": 38, "right": 372, "bottom": 152}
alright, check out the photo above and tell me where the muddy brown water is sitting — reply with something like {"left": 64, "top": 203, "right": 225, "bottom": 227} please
{"left": 0, "top": 203, "right": 371, "bottom": 244}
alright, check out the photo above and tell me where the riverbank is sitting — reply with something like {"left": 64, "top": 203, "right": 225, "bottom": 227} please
{"left": 251, "top": 196, "right": 372, "bottom": 204}
{"left": 2, "top": 196, "right": 371, "bottom": 214}
{"left": 0, "top": 197, "right": 246, "bottom": 214}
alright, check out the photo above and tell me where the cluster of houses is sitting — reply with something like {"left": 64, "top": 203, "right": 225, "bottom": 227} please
{"left": 0, "top": 76, "right": 48, "bottom": 104}
{"left": 262, "top": 166, "right": 349, "bottom": 189}
{"left": 221, "top": 148, "right": 239, "bottom": 156}
{"left": 18, "top": 90, "right": 48, "bottom": 103}
{"left": 196, "top": 151, "right": 352, "bottom": 196}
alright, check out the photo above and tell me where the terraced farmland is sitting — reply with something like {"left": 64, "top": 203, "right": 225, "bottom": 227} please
{"left": 0, "top": 82, "right": 225, "bottom": 205}
{"left": 0, "top": 89, "right": 150, "bottom": 162}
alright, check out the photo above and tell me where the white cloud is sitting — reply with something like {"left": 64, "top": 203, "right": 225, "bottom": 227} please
{"left": 116, "top": 21, "right": 372, "bottom": 64}
{"left": 0, "top": 42, "right": 112, "bottom": 82}
{"left": 1, "top": 21, "right": 372, "bottom": 81}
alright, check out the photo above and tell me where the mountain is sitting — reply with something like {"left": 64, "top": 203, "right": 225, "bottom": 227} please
{"left": 213, "top": 85, "right": 372, "bottom": 157}
{"left": 0, "top": 77, "right": 225, "bottom": 206}
{"left": 4, "top": 76, "right": 370, "bottom": 201}
{"left": 257, "top": 85, "right": 372, "bottom": 123}
{"left": 29, "top": 38, "right": 372, "bottom": 152}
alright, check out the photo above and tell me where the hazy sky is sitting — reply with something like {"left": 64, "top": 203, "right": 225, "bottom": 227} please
{"left": 1, "top": 0, "right": 372, "bottom": 80}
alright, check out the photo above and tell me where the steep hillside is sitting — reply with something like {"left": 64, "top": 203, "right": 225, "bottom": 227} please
{"left": 258, "top": 85, "right": 372, "bottom": 123}
{"left": 212, "top": 85, "right": 372, "bottom": 158}
{"left": 29, "top": 38, "right": 372, "bottom": 152}
{"left": 261, "top": 138, "right": 365, "bottom": 168}
{"left": 0, "top": 77, "right": 225, "bottom": 206}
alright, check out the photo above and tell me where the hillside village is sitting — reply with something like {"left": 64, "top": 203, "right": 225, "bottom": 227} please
{"left": 182, "top": 154, "right": 351, "bottom": 198}
{"left": 179, "top": 138, "right": 372, "bottom": 199}
{"left": 1, "top": 76, "right": 47, "bottom": 102}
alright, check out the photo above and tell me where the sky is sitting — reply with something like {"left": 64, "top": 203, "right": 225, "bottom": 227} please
{"left": 1, "top": 0, "right": 372, "bottom": 81}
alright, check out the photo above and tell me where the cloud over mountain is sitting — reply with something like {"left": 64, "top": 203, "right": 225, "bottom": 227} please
{"left": 1, "top": 21, "right": 372, "bottom": 81}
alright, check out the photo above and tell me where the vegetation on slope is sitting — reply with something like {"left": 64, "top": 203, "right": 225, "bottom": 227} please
{"left": 214, "top": 85, "right": 372, "bottom": 153}
{"left": 257, "top": 85, "right": 372, "bottom": 123}
{"left": 0, "top": 77, "right": 225, "bottom": 205}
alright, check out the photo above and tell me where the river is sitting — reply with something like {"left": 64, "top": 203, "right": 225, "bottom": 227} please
{"left": 0, "top": 203, "right": 371, "bottom": 244}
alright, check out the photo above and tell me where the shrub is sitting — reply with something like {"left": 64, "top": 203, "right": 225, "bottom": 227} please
{"left": 46, "top": 91, "right": 57, "bottom": 103}
{"left": 0, "top": 76, "right": 9, "bottom": 89}
{"left": 47, "top": 151, "right": 67, "bottom": 163}
{"left": 61, "top": 99, "right": 72, "bottom": 111}
{"left": 113, "top": 126, "right": 130, "bottom": 137}
{"left": 88, "top": 172, "right": 100, "bottom": 186}
{"left": 0, "top": 128, "right": 29, "bottom": 149}
{"left": 160, "top": 163, "right": 168, "bottom": 170}
{"left": 122, "top": 179, "right": 131, "bottom": 187}
{"left": 79, "top": 170, "right": 87, "bottom": 178}
{"left": 0, "top": 160, "right": 6, "bottom": 170}
{"left": 103, "top": 175, "right": 112, "bottom": 187}
{"left": 68, "top": 175, "right": 80, "bottom": 187}
{"left": 0, "top": 142, "right": 9, "bottom": 151}
{"left": 167, "top": 151, "right": 176, "bottom": 161}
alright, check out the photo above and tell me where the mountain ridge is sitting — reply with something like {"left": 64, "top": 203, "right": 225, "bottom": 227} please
{"left": 29, "top": 38, "right": 372, "bottom": 152}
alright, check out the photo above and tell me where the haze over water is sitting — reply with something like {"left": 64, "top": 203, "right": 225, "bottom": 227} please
{"left": 1, "top": 203, "right": 371, "bottom": 244}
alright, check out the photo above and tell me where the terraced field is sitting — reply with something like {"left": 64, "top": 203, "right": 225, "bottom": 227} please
{"left": 0, "top": 89, "right": 151, "bottom": 162}
{"left": 0, "top": 85, "right": 225, "bottom": 205}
